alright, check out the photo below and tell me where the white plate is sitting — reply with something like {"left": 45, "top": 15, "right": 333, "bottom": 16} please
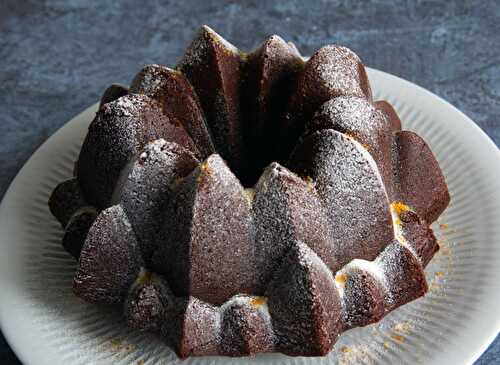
{"left": 1, "top": 68, "right": 500, "bottom": 365}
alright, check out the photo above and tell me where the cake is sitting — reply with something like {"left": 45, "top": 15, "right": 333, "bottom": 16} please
{"left": 48, "top": 26, "right": 449, "bottom": 358}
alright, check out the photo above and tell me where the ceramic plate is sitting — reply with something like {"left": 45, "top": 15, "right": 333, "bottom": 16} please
{"left": 1, "top": 68, "right": 500, "bottom": 365}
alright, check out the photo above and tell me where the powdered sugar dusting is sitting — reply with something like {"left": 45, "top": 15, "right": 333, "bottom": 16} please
{"left": 130, "top": 64, "right": 166, "bottom": 95}
{"left": 313, "top": 45, "right": 364, "bottom": 96}
{"left": 178, "top": 31, "right": 209, "bottom": 69}
{"left": 296, "top": 239, "right": 335, "bottom": 282}
{"left": 347, "top": 259, "right": 388, "bottom": 290}
{"left": 315, "top": 96, "right": 382, "bottom": 135}
{"left": 289, "top": 129, "right": 393, "bottom": 269}
{"left": 109, "top": 94, "right": 150, "bottom": 118}
{"left": 348, "top": 136, "right": 387, "bottom": 198}
{"left": 219, "top": 294, "right": 273, "bottom": 330}
{"left": 178, "top": 26, "right": 238, "bottom": 70}
{"left": 205, "top": 25, "right": 238, "bottom": 53}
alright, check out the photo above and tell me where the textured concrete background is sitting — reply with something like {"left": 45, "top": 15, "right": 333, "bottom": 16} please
{"left": 0, "top": 0, "right": 499, "bottom": 363}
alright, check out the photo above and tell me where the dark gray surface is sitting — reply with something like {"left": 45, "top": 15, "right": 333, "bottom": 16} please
{"left": 1, "top": 0, "right": 499, "bottom": 363}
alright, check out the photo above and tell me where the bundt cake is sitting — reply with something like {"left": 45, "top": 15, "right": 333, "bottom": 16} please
{"left": 48, "top": 25, "right": 450, "bottom": 358}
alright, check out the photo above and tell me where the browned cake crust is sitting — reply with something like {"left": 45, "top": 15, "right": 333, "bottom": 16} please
{"left": 130, "top": 65, "right": 215, "bottom": 159}
{"left": 62, "top": 206, "right": 97, "bottom": 259}
{"left": 76, "top": 94, "right": 199, "bottom": 208}
{"left": 99, "top": 83, "right": 129, "bottom": 108}
{"left": 49, "top": 26, "right": 450, "bottom": 358}
{"left": 252, "top": 163, "right": 336, "bottom": 289}
{"left": 177, "top": 26, "right": 244, "bottom": 175}
{"left": 392, "top": 130, "right": 450, "bottom": 222}
{"left": 113, "top": 139, "right": 199, "bottom": 264}
{"left": 374, "top": 100, "right": 402, "bottom": 131}
{"left": 280, "top": 45, "right": 372, "bottom": 160}
{"left": 48, "top": 178, "right": 88, "bottom": 227}
{"left": 288, "top": 129, "right": 394, "bottom": 270}
{"left": 73, "top": 205, "right": 143, "bottom": 304}
{"left": 153, "top": 155, "right": 258, "bottom": 305}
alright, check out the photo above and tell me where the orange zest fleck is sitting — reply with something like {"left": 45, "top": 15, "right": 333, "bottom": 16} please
{"left": 390, "top": 201, "right": 411, "bottom": 215}
{"left": 390, "top": 334, "right": 405, "bottom": 342}
{"left": 303, "top": 176, "right": 316, "bottom": 193}
{"left": 250, "top": 296, "right": 267, "bottom": 308}
{"left": 335, "top": 273, "right": 349, "bottom": 285}
{"left": 197, "top": 160, "right": 211, "bottom": 182}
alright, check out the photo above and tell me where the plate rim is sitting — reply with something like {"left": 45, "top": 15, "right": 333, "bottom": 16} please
{"left": 0, "top": 67, "right": 499, "bottom": 365}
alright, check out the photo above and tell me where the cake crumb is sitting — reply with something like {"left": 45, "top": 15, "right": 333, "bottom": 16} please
{"left": 110, "top": 339, "right": 122, "bottom": 350}
{"left": 437, "top": 240, "right": 451, "bottom": 256}
{"left": 439, "top": 223, "right": 449, "bottom": 230}
{"left": 383, "top": 341, "right": 390, "bottom": 349}
{"left": 393, "top": 322, "right": 412, "bottom": 333}
{"left": 390, "top": 334, "right": 405, "bottom": 342}
{"left": 109, "top": 339, "right": 135, "bottom": 353}
{"left": 429, "top": 282, "right": 441, "bottom": 292}
{"left": 435, "top": 271, "right": 445, "bottom": 278}
{"left": 338, "top": 344, "right": 372, "bottom": 365}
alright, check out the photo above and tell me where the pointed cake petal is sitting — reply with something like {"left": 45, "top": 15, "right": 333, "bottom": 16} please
{"left": 130, "top": 64, "right": 215, "bottom": 159}
{"left": 374, "top": 100, "right": 402, "bottom": 132}
{"left": 76, "top": 94, "right": 199, "bottom": 208}
{"left": 219, "top": 295, "right": 275, "bottom": 356}
{"left": 391, "top": 203, "right": 439, "bottom": 266}
{"left": 99, "top": 84, "right": 128, "bottom": 108}
{"left": 376, "top": 241, "right": 428, "bottom": 312}
{"left": 124, "top": 270, "right": 173, "bottom": 332}
{"left": 289, "top": 129, "right": 393, "bottom": 269}
{"left": 163, "top": 297, "right": 220, "bottom": 358}
{"left": 62, "top": 206, "right": 98, "bottom": 259}
{"left": 253, "top": 162, "right": 337, "bottom": 287}
{"left": 113, "top": 139, "right": 199, "bottom": 263}
{"left": 393, "top": 130, "right": 450, "bottom": 222}
{"left": 153, "top": 154, "right": 257, "bottom": 305}
{"left": 48, "top": 178, "right": 88, "bottom": 227}
{"left": 266, "top": 242, "right": 342, "bottom": 356}
{"left": 73, "top": 205, "right": 143, "bottom": 304}
{"left": 177, "top": 26, "right": 244, "bottom": 174}
{"left": 335, "top": 261, "right": 386, "bottom": 329}
{"left": 280, "top": 45, "right": 372, "bottom": 159}
{"left": 306, "top": 96, "right": 395, "bottom": 196}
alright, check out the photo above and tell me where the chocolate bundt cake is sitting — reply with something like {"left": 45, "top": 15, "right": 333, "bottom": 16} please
{"left": 49, "top": 26, "right": 450, "bottom": 358}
